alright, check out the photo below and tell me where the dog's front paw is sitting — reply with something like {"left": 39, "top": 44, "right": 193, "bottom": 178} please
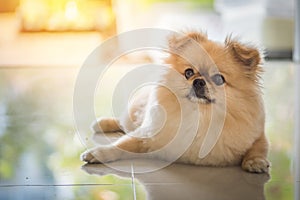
{"left": 81, "top": 146, "right": 121, "bottom": 164}
{"left": 242, "top": 157, "right": 270, "bottom": 173}
{"left": 81, "top": 149, "right": 102, "bottom": 164}
{"left": 90, "top": 117, "right": 121, "bottom": 133}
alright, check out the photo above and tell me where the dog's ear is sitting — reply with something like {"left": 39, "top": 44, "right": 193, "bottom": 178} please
{"left": 168, "top": 31, "right": 207, "bottom": 51}
{"left": 187, "top": 32, "right": 208, "bottom": 42}
{"left": 225, "top": 37, "right": 261, "bottom": 70}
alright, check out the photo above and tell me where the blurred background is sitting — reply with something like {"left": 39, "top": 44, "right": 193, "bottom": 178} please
{"left": 0, "top": 0, "right": 297, "bottom": 199}
{"left": 0, "top": 0, "right": 295, "bottom": 67}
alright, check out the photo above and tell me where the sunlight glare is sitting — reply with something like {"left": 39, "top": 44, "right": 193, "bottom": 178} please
{"left": 65, "top": 1, "right": 78, "bottom": 21}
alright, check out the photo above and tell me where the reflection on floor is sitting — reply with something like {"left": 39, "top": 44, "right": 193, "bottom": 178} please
{"left": 82, "top": 159, "right": 269, "bottom": 200}
{"left": 0, "top": 61, "right": 295, "bottom": 200}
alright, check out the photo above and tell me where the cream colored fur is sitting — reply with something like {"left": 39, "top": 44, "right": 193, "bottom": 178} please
{"left": 81, "top": 31, "right": 270, "bottom": 173}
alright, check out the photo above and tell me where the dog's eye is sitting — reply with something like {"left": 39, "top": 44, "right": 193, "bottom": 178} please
{"left": 185, "top": 68, "right": 194, "bottom": 79}
{"left": 211, "top": 74, "right": 225, "bottom": 86}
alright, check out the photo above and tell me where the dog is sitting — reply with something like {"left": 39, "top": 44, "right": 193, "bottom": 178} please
{"left": 81, "top": 31, "right": 270, "bottom": 173}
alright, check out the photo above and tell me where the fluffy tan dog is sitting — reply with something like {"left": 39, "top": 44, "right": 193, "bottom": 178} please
{"left": 81, "top": 31, "right": 270, "bottom": 173}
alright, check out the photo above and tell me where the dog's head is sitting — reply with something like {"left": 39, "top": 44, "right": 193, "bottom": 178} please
{"left": 166, "top": 31, "right": 263, "bottom": 106}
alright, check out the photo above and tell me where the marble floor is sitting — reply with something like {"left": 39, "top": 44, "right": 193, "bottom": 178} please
{"left": 0, "top": 60, "right": 296, "bottom": 200}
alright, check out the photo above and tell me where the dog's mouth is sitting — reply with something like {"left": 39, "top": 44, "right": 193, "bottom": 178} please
{"left": 187, "top": 90, "right": 215, "bottom": 104}
{"left": 198, "top": 95, "right": 215, "bottom": 103}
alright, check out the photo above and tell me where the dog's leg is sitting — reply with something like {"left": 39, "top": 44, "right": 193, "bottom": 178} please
{"left": 81, "top": 135, "right": 146, "bottom": 163}
{"left": 242, "top": 133, "right": 270, "bottom": 173}
{"left": 91, "top": 117, "right": 123, "bottom": 133}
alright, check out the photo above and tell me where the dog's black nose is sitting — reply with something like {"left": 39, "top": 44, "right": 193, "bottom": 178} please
{"left": 193, "top": 79, "right": 206, "bottom": 88}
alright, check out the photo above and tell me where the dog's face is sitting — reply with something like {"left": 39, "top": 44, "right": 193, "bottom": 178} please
{"left": 179, "top": 64, "right": 225, "bottom": 104}
{"left": 166, "top": 32, "right": 263, "bottom": 107}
